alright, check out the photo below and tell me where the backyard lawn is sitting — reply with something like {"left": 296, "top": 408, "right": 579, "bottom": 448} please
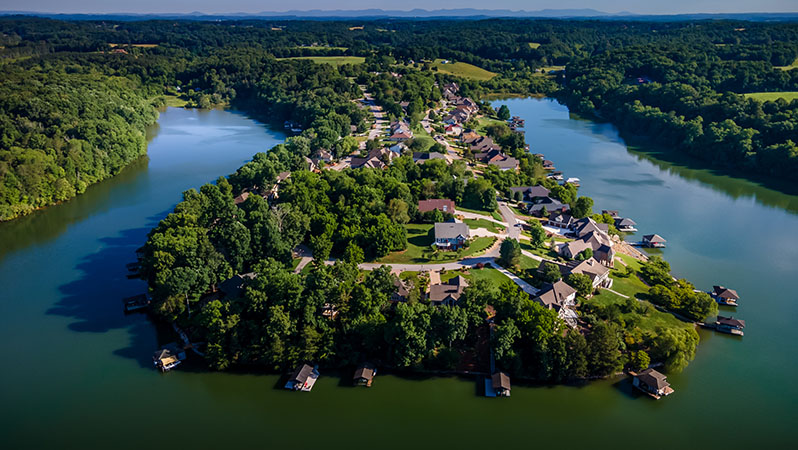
{"left": 464, "top": 218, "right": 505, "bottom": 234}
{"left": 587, "top": 290, "right": 693, "bottom": 333}
{"left": 377, "top": 224, "right": 496, "bottom": 264}
{"left": 457, "top": 205, "right": 503, "bottom": 221}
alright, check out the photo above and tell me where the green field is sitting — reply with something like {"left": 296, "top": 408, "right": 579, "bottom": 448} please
{"left": 277, "top": 56, "right": 366, "bottom": 66}
{"left": 528, "top": 42, "right": 541, "bottom": 49}
{"left": 464, "top": 218, "right": 505, "bottom": 234}
{"left": 378, "top": 224, "right": 496, "bottom": 264}
{"left": 743, "top": 91, "right": 798, "bottom": 102}
{"left": 432, "top": 59, "right": 497, "bottom": 81}
{"left": 587, "top": 290, "right": 692, "bottom": 333}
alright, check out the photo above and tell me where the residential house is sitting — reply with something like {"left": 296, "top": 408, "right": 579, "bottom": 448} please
{"left": 534, "top": 280, "right": 579, "bottom": 327}
{"left": 391, "top": 277, "right": 410, "bottom": 303}
{"left": 528, "top": 197, "right": 570, "bottom": 217}
{"left": 632, "top": 368, "right": 674, "bottom": 399}
{"left": 547, "top": 211, "right": 576, "bottom": 229}
{"left": 428, "top": 275, "right": 469, "bottom": 306}
{"left": 351, "top": 148, "right": 397, "bottom": 169}
{"left": 418, "top": 199, "right": 456, "bottom": 214}
{"left": 310, "top": 149, "right": 334, "bottom": 167}
{"left": 565, "top": 258, "right": 612, "bottom": 288}
{"left": 559, "top": 239, "right": 592, "bottom": 260}
{"left": 285, "top": 364, "right": 320, "bottom": 391}
{"left": 218, "top": 272, "right": 257, "bottom": 299}
{"left": 642, "top": 234, "right": 667, "bottom": 248}
{"left": 444, "top": 124, "right": 463, "bottom": 136}
{"left": 233, "top": 191, "right": 250, "bottom": 205}
{"left": 509, "top": 186, "right": 551, "bottom": 203}
{"left": 389, "top": 143, "right": 408, "bottom": 154}
{"left": 573, "top": 218, "right": 610, "bottom": 239}
{"left": 460, "top": 130, "right": 480, "bottom": 143}
{"left": 489, "top": 156, "right": 520, "bottom": 171}
{"left": 474, "top": 148, "right": 505, "bottom": 164}
{"left": 413, "top": 151, "right": 450, "bottom": 165}
{"left": 266, "top": 171, "right": 292, "bottom": 201}
{"left": 433, "top": 222, "right": 470, "bottom": 250}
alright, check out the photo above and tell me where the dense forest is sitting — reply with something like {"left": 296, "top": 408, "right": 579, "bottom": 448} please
{"left": 2, "top": 17, "right": 798, "bottom": 219}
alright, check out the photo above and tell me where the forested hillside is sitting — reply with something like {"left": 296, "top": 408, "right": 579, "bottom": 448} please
{"left": 1, "top": 16, "right": 797, "bottom": 220}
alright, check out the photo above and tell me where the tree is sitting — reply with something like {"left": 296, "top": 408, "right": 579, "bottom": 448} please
{"left": 540, "top": 262, "right": 563, "bottom": 283}
{"left": 497, "top": 104, "right": 511, "bottom": 120}
{"left": 431, "top": 305, "right": 468, "bottom": 347}
{"left": 629, "top": 350, "right": 651, "bottom": 371}
{"left": 499, "top": 238, "right": 522, "bottom": 268}
{"left": 343, "top": 242, "right": 365, "bottom": 265}
{"left": 640, "top": 256, "right": 673, "bottom": 287}
{"left": 527, "top": 220, "right": 547, "bottom": 248}
{"left": 572, "top": 196, "right": 594, "bottom": 219}
{"left": 576, "top": 248, "right": 593, "bottom": 261}
{"left": 492, "top": 318, "right": 520, "bottom": 363}
{"left": 387, "top": 198, "right": 410, "bottom": 224}
{"left": 565, "top": 273, "right": 593, "bottom": 297}
{"left": 586, "top": 321, "right": 623, "bottom": 377}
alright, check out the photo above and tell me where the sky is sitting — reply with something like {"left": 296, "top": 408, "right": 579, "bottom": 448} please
{"left": 0, "top": 1, "right": 795, "bottom": 15}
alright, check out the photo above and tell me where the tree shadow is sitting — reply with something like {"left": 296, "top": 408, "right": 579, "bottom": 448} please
{"left": 48, "top": 209, "right": 172, "bottom": 367}
{"left": 612, "top": 377, "right": 644, "bottom": 400}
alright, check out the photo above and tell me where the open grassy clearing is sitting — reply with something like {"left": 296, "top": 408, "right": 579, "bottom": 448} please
{"left": 431, "top": 59, "right": 497, "bottom": 81}
{"left": 464, "top": 218, "right": 505, "bottom": 233}
{"left": 528, "top": 42, "right": 541, "bottom": 49}
{"left": 775, "top": 58, "right": 798, "bottom": 70}
{"left": 162, "top": 95, "right": 189, "bottom": 108}
{"left": 743, "top": 91, "right": 798, "bottom": 102}
{"left": 109, "top": 43, "right": 158, "bottom": 48}
{"left": 456, "top": 205, "right": 502, "bottom": 221}
{"left": 292, "top": 46, "right": 349, "bottom": 51}
{"left": 277, "top": 56, "right": 366, "bottom": 66}
{"left": 586, "top": 290, "right": 693, "bottom": 333}
{"left": 441, "top": 266, "right": 510, "bottom": 286}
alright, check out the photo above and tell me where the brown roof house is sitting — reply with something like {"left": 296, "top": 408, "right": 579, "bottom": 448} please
{"left": 490, "top": 372, "right": 511, "bottom": 397}
{"left": 711, "top": 285, "right": 740, "bottom": 306}
{"left": 418, "top": 199, "right": 456, "bottom": 214}
{"left": 434, "top": 222, "right": 470, "bottom": 251}
{"left": 353, "top": 363, "right": 377, "bottom": 387}
{"left": 566, "top": 258, "right": 612, "bottom": 289}
{"left": 428, "top": 276, "right": 469, "bottom": 306}
{"left": 391, "top": 277, "right": 411, "bottom": 303}
{"left": 632, "top": 368, "right": 674, "bottom": 399}
{"left": 534, "top": 280, "right": 579, "bottom": 327}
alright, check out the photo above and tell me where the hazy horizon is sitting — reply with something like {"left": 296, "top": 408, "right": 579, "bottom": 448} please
{"left": 1, "top": 1, "right": 796, "bottom": 16}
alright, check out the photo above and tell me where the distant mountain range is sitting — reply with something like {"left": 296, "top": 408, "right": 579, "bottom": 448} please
{"left": 1, "top": 9, "right": 797, "bottom": 22}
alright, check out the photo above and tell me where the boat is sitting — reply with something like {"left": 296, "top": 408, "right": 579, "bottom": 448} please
{"left": 285, "top": 364, "right": 320, "bottom": 391}
{"left": 123, "top": 293, "right": 151, "bottom": 313}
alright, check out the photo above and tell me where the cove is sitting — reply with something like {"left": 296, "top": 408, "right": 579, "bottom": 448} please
{"left": 0, "top": 102, "right": 796, "bottom": 448}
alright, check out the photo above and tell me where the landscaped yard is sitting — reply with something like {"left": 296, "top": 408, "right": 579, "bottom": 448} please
{"left": 277, "top": 56, "right": 366, "bottom": 66}
{"left": 743, "top": 91, "right": 798, "bottom": 102}
{"left": 457, "top": 205, "right": 503, "bottom": 221}
{"left": 587, "top": 290, "right": 693, "bottom": 333}
{"left": 377, "top": 224, "right": 496, "bottom": 264}
{"left": 464, "top": 218, "right": 505, "bottom": 234}
{"left": 431, "top": 59, "right": 497, "bottom": 81}
{"left": 441, "top": 267, "right": 510, "bottom": 286}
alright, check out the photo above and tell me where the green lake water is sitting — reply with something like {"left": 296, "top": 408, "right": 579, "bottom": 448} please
{"left": 1, "top": 101, "right": 796, "bottom": 449}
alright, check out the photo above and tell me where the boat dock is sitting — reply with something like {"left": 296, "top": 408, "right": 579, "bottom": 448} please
{"left": 122, "top": 293, "right": 150, "bottom": 313}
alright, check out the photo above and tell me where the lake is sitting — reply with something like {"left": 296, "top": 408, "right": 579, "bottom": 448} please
{"left": 1, "top": 101, "right": 796, "bottom": 448}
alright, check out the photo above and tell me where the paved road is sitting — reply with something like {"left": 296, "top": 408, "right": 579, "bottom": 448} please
{"left": 498, "top": 201, "right": 521, "bottom": 240}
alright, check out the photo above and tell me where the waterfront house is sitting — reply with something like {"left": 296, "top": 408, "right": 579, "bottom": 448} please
{"left": 353, "top": 363, "right": 377, "bottom": 387}
{"left": 534, "top": 280, "right": 579, "bottom": 327}
{"left": 547, "top": 211, "right": 575, "bottom": 229}
{"left": 715, "top": 316, "right": 745, "bottom": 336}
{"left": 491, "top": 372, "right": 512, "bottom": 397}
{"left": 152, "top": 343, "right": 186, "bottom": 372}
{"left": 542, "top": 160, "right": 556, "bottom": 171}
{"left": 488, "top": 156, "right": 520, "bottom": 172}
{"left": 528, "top": 198, "right": 570, "bottom": 217}
{"left": 311, "top": 148, "right": 334, "bottom": 166}
{"left": 285, "top": 364, "right": 320, "bottom": 391}
{"left": 391, "top": 277, "right": 410, "bottom": 303}
{"left": 233, "top": 191, "right": 250, "bottom": 205}
{"left": 418, "top": 199, "right": 456, "bottom": 214}
{"left": 711, "top": 286, "right": 740, "bottom": 306}
{"left": 632, "top": 368, "right": 674, "bottom": 399}
{"left": 573, "top": 218, "right": 610, "bottom": 239}
{"left": 434, "top": 222, "right": 470, "bottom": 250}
{"left": 509, "top": 186, "right": 551, "bottom": 203}
{"left": 614, "top": 217, "right": 637, "bottom": 232}
{"left": 559, "top": 239, "right": 592, "bottom": 260}
{"left": 218, "top": 272, "right": 257, "bottom": 299}
{"left": 566, "top": 258, "right": 612, "bottom": 289}
{"left": 642, "top": 234, "right": 667, "bottom": 248}
{"left": 428, "top": 276, "right": 469, "bottom": 306}
{"left": 351, "top": 148, "right": 396, "bottom": 169}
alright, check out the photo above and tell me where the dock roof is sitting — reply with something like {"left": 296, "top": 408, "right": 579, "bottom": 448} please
{"left": 713, "top": 286, "right": 740, "bottom": 300}
{"left": 491, "top": 372, "right": 511, "bottom": 391}
{"left": 717, "top": 316, "right": 746, "bottom": 328}
{"left": 636, "top": 368, "right": 670, "bottom": 390}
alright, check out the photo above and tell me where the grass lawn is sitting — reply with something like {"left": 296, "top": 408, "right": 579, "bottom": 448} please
{"left": 520, "top": 241, "right": 561, "bottom": 260}
{"left": 587, "top": 290, "right": 693, "bottom": 333}
{"left": 277, "top": 56, "right": 366, "bottom": 66}
{"left": 464, "top": 218, "right": 505, "bottom": 233}
{"left": 528, "top": 42, "right": 541, "bottom": 49}
{"left": 162, "top": 95, "right": 189, "bottom": 108}
{"left": 432, "top": 59, "right": 497, "bottom": 81}
{"left": 456, "top": 205, "right": 502, "bottom": 221}
{"left": 476, "top": 116, "right": 506, "bottom": 134}
{"left": 378, "top": 224, "right": 496, "bottom": 264}
{"left": 743, "top": 91, "right": 798, "bottom": 102}
{"left": 440, "top": 267, "right": 510, "bottom": 286}
{"left": 292, "top": 46, "right": 349, "bottom": 51}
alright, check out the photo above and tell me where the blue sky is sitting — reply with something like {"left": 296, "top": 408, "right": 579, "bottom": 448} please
{"left": 1, "top": 1, "right": 795, "bottom": 15}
